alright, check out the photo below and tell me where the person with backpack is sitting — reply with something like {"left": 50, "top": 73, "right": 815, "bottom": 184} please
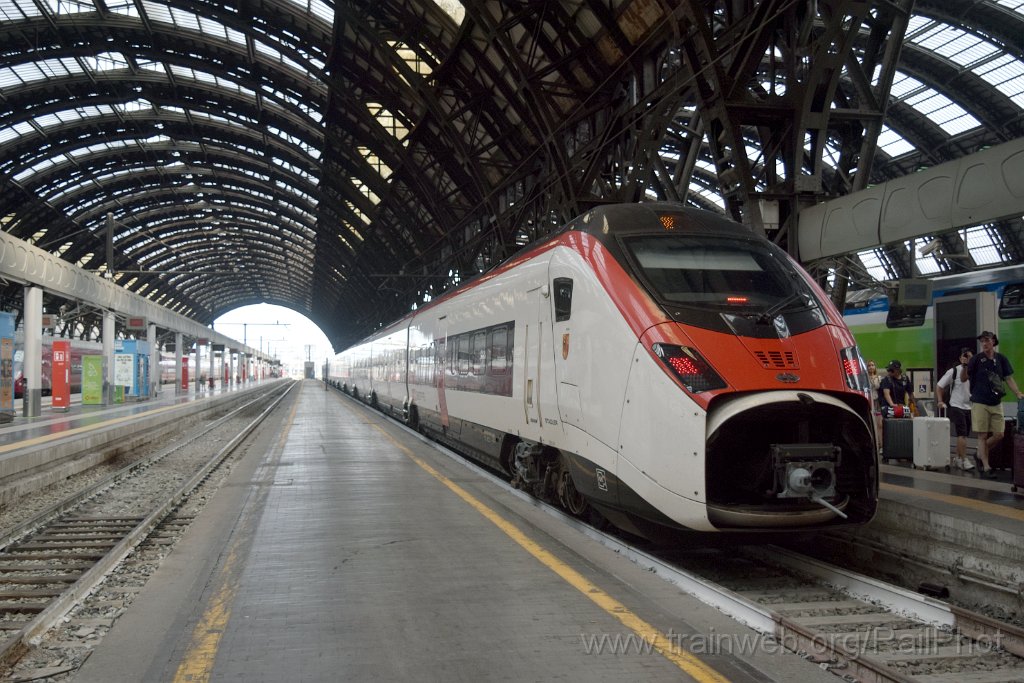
{"left": 937, "top": 347, "right": 975, "bottom": 471}
{"left": 966, "top": 330, "right": 1024, "bottom": 477}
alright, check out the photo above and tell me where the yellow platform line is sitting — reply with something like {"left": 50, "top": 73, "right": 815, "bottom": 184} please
{"left": 173, "top": 393, "right": 300, "bottom": 683}
{"left": 374, "top": 424, "right": 730, "bottom": 683}
{"left": 881, "top": 481, "right": 1024, "bottom": 522}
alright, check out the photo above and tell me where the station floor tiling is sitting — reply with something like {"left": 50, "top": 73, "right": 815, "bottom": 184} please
{"left": 73, "top": 381, "right": 837, "bottom": 683}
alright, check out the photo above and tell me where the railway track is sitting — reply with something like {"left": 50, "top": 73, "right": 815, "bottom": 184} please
{"left": 345, "top": 389, "right": 1024, "bottom": 683}
{"left": 0, "top": 381, "right": 293, "bottom": 676}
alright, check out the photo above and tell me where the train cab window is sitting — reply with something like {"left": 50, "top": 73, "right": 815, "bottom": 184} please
{"left": 621, "top": 234, "right": 824, "bottom": 331}
{"left": 471, "top": 331, "right": 487, "bottom": 375}
{"left": 553, "top": 278, "right": 573, "bottom": 322}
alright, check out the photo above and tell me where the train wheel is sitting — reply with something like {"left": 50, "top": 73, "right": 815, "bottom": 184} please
{"left": 557, "top": 467, "right": 588, "bottom": 517}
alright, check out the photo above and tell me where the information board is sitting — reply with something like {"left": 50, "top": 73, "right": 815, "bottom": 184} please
{"left": 82, "top": 355, "right": 103, "bottom": 405}
{"left": 51, "top": 340, "right": 70, "bottom": 411}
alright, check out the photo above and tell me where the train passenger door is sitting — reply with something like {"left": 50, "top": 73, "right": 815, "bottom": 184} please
{"left": 934, "top": 291, "right": 996, "bottom": 375}
{"left": 550, "top": 276, "right": 582, "bottom": 429}
{"left": 523, "top": 283, "right": 553, "bottom": 430}
{"left": 435, "top": 315, "right": 455, "bottom": 434}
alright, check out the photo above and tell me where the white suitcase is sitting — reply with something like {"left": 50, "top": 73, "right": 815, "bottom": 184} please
{"left": 912, "top": 417, "right": 951, "bottom": 470}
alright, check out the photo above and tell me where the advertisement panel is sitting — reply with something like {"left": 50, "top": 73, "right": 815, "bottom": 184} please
{"left": 82, "top": 355, "right": 103, "bottom": 405}
{"left": 114, "top": 353, "right": 134, "bottom": 390}
{"left": 51, "top": 340, "right": 70, "bottom": 411}
{"left": 0, "top": 337, "right": 12, "bottom": 412}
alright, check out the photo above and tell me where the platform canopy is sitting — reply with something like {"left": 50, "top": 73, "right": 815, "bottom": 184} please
{"left": 0, "top": 1, "right": 1022, "bottom": 347}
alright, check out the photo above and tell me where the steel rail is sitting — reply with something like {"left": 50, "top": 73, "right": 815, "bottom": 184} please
{"left": 0, "top": 381, "right": 294, "bottom": 667}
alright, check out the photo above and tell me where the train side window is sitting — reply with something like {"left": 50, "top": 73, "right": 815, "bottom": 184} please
{"left": 1000, "top": 283, "right": 1024, "bottom": 319}
{"left": 458, "top": 335, "right": 471, "bottom": 375}
{"left": 472, "top": 331, "right": 487, "bottom": 375}
{"left": 553, "top": 277, "right": 573, "bottom": 322}
{"left": 490, "top": 326, "right": 508, "bottom": 374}
{"left": 447, "top": 337, "right": 457, "bottom": 375}
{"left": 885, "top": 304, "right": 926, "bottom": 328}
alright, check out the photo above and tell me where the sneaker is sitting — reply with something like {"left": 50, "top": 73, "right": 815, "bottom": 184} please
{"left": 962, "top": 458, "right": 975, "bottom": 471}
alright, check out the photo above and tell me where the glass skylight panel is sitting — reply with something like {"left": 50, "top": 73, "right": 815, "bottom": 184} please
{"left": 875, "top": 125, "right": 915, "bottom": 158}
{"left": 46, "top": 0, "right": 92, "bottom": 15}
{"left": 974, "top": 54, "right": 1024, "bottom": 108}
{"left": 432, "top": 0, "right": 464, "bottom": 23}
{"left": 993, "top": 0, "right": 1024, "bottom": 14}
{"left": 0, "top": 120, "right": 34, "bottom": 146}
{"left": 106, "top": 0, "right": 138, "bottom": 17}
{"left": 904, "top": 89, "right": 980, "bottom": 130}
{"left": 688, "top": 184, "right": 724, "bottom": 210}
{"left": 856, "top": 249, "right": 890, "bottom": 281}
{"left": 86, "top": 52, "right": 129, "bottom": 72}
{"left": 890, "top": 72, "right": 926, "bottom": 99}
{"left": 367, "top": 103, "right": 409, "bottom": 141}
{"left": 911, "top": 25, "right": 997, "bottom": 67}
{"left": 963, "top": 225, "right": 1006, "bottom": 265}
{"left": 167, "top": 5, "right": 201, "bottom": 31}
{"left": 1, "top": 0, "right": 39, "bottom": 19}
{"left": 1, "top": 58, "right": 81, "bottom": 89}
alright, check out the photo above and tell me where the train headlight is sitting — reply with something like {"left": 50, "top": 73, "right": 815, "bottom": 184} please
{"left": 651, "top": 343, "right": 727, "bottom": 393}
{"left": 840, "top": 345, "right": 871, "bottom": 395}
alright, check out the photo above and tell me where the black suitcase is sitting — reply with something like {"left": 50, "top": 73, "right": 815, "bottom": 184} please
{"left": 883, "top": 418, "right": 913, "bottom": 462}
{"left": 989, "top": 419, "right": 1016, "bottom": 470}
{"left": 1012, "top": 432, "right": 1024, "bottom": 493}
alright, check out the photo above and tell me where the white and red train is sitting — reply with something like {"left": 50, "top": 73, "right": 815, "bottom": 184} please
{"left": 326, "top": 203, "right": 878, "bottom": 536}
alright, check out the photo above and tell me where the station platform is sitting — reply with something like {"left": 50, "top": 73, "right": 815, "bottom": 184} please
{"left": 0, "top": 380, "right": 276, "bottom": 507}
{"left": 796, "top": 435, "right": 1024, "bottom": 611}
{"left": 7, "top": 380, "right": 1018, "bottom": 681}
{"left": 73, "top": 381, "right": 836, "bottom": 683}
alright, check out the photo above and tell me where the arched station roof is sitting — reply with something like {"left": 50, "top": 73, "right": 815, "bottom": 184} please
{"left": 0, "top": 0, "right": 1022, "bottom": 348}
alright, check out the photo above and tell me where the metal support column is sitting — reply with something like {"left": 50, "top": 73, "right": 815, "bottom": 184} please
{"left": 175, "top": 332, "right": 183, "bottom": 395}
{"left": 22, "top": 286, "right": 42, "bottom": 418}
{"left": 102, "top": 310, "right": 115, "bottom": 406}
{"left": 147, "top": 323, "right": 158, "bottom": 398}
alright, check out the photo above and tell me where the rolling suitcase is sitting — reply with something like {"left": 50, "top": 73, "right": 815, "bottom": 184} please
{"left": 989, "top": 418, "right": 1015, "bottom": 470}
{"left": 1012, "top": 432, "right": 1024, "bottom": 493}
{"left": 882, "top": 417, "right": 913, "bottom": 462}
{"left": 911, "top": 417, "right": 951, "bottom": 470}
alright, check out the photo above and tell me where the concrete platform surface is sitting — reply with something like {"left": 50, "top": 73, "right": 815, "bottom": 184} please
{"left": 74, "top": 381, "right": 837, "bottom": 682}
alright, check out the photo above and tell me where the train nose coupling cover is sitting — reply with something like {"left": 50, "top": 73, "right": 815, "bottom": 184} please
{"left": 770, "top": 444, "right": 846, "bottom": 519}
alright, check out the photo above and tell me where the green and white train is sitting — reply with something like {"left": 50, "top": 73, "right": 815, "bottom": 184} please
{"left": 844, "top": 264, "right": 1024, "bottom": 412}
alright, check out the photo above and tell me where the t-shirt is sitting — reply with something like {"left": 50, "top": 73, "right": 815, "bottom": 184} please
{"left": 967, "top": 352, "right": 1014, "bottom": 407}
{"left": 878, "top": 374, "right": 912, "bottom": 407}
{"left": 937, "top": 365, "right": 971, "bottom": 410}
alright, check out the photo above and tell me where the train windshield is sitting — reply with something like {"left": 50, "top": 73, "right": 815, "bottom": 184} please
{"left": 623, "top": 235, "right": 821, "bottom": 314}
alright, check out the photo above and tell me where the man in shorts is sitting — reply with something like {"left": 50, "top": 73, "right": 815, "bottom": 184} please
{"left": 966, "top": 330, "right": 1024, "bottom": 477}
{"left": 936, "top": 347, "right": 974, "bottom": 470}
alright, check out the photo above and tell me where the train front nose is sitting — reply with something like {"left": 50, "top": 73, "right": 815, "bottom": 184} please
{"left": 703, "top": 391, "right": 877, "bottom": 529}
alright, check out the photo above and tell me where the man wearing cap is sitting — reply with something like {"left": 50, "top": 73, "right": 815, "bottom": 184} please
{"left": 937, "top": 348, "right": 975, "bottom": 470}
{"left": 965, "top": 330, "right": 1024, "bottom": 477}
{"left": 879, "top": 360, "right": 916, "bottom": 418}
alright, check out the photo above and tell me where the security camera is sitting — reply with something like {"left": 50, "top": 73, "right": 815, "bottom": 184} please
{"left": 918, "top": 240, "right": 943, "bottom": 256}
